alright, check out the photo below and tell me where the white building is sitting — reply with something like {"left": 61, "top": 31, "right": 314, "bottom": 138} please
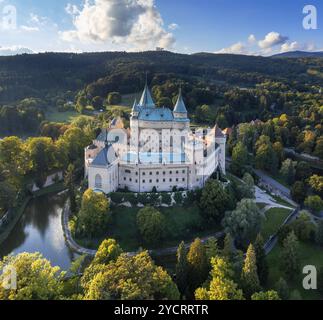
{"left": 85, "top": 83, "right": 226, "bottom": 194}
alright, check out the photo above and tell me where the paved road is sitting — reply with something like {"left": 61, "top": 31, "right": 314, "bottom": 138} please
{"left": 253, "top": 169, "right": 291, "bottom": 198}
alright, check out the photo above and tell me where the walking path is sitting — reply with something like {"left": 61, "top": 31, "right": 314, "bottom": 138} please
{"left": 61, "top": 199, "right": 225, "bottom": 257}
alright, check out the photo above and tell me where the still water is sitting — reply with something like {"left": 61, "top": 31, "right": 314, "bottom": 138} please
{"left": 0, "top": 194, "right": 77, "bottom": 270}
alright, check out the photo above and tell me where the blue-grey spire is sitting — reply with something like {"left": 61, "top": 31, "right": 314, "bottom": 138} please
{"left": 139, "top": 83, "right": 155, "bottom": 108}
{"left": 132, "top": 99, "right": 139, "bottom": 114}
{"left": 174, "top": 88, "right": 187, "bottom": 114}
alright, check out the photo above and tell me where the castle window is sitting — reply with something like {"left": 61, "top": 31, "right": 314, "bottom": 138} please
{"left": 182, "top": 178, "right": 185, "bottom": 182}
{"left": 170, "top": 171, "right": 173, "bottom": 175}
{"left": 149, "top": 179, "right": 152, "bottom": 183}
{"left": 143, "top": 172, "right": 146, "bottom": 176}
{"left": 143, "top": 180, "right": 146, "bottom": 183}
{"left": 169, "top": 178, "right": 172, "bottom": 182}
{"left": 156, "top": 179, "right": 159, "bottom": 183}
{"left": 156, "top": 172, "right": 159, "bottom": 175}
{"left": 95, "top": 174, "right": 102, "bottom": 189}
{"left": 149, "top": 172, "right": 152, "bottom": 176}
{"left": 124, "top": 177, "right": 126, "bottom": 181}
{"left": 176, "top": 171, "right": 179, "bottom": 174}
{"left": 182, "top": 170, "right": 185, "bottom": 174}
{"left": 163, "top": 179, "right": 166, "bottom": 182}
{"left": 176, "top": 178, "right": 179, "bottom": 182}
{"left": 125, "top": 169, "right": 131, "bottom": 174}
{"left": 163, "top": 171, "right": 166, "bottom": 175}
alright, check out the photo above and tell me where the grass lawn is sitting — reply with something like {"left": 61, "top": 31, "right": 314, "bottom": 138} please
{"left": 106, "top": 204, "right": 220, "bottom": 252}
{"left": 260, "top": 207, "right": 292, "bottom": 241}
{"left": 45, "top": 110, "right": 81, "bottom": 123}
{"left": 267, "top": 242, "right": 323, "bottom": 300}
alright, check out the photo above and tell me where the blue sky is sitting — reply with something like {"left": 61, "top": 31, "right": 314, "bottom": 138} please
{"left": 0, "top": 0, "right": 322, "bottom": 55}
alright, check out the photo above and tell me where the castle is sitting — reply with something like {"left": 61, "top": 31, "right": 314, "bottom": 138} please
{"left": 85, "top": 83, "right": 226, "bottom": 194}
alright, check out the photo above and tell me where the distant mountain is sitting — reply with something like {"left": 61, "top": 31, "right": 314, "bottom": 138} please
{"left": 272, "top": 51, "right": 323, "bottom": 58}
{"left": 0, "top": 46, "right": 34, "bottom": 56}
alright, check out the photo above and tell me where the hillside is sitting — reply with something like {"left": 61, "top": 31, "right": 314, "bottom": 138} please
{"left": 272, "top": 51, "right": 323, "bottom": 58}
{"left": 0, "top": 51, "right": 321, "bottom": 104}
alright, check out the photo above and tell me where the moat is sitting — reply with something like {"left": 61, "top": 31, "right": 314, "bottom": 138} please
{"left": 0, "top": 193, "right": 76, "bottom": 270}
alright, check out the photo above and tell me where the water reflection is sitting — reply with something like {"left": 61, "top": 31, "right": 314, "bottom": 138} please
{"left": 0, "top": 194, "right": 77, "bottom": 270}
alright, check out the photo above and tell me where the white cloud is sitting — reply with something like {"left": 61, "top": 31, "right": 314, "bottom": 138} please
{"left": 61, "top": 0, "right": 175, "bottom": 51}
{"left": 21, "top": 25, "right": 39, "bottom": 32}
{"left": 215, "top": 42, "right": 247, "bottom": 55}
{"left": 0, "top": 46, "right": 34, "bottom": 56}
{"left": 248, "top": 34, "right": 256, "bottom": 44}
{"left": 168, "top": 23, "right": 179, "bottom": 31}
{"left": 280, "top": 41, "right": 299, "bottom": 53}
{"left": 258, "top": 31, "right": 288, "bottom": 49}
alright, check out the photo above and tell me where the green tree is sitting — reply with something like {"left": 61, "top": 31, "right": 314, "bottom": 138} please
{"left": 84, "top": 251, "right": 180, "bottom": 300}
{"left": 64, "top": 164, "right": 77, "bottom": 213}
{"left": 205, "top": 237, "right": 221, "bottom": 262}
{"left": 279, "top": 159, "right": 296, "bottom": 185}
{"left": 107, "top": 92, "right": 121, "bottom": 105}
{"left": 0, "top": 253, "right": 64, "bottom": 300}
{"left": 222, "top": 199, "right": 262, "bottom": 247}
{"left": 230, "top": 142, "right": 248, "bottom": 176}
{"left": 137, "top": 206, "right": 166, "bottom": 244}
{"left": 308, "top": 175, "right": 323, "bottom": 197}
{"left": 289, "top": 211, "right": 315, "bottom": 241}
{"left": 93, "top": 238, "right": 123, "bottom": 265}
{"left": 175, "top": 241, "right": 189, "bottom": 297}
{"left": 187, "top": 238, "right": 209, "bottom": 294}
{"left": 76, "top": 95, "right": 87, "bottom": 114}
{"left": 274, "top": 278, "right": 290, "bottom": 300}
{"left": 281, "top": 231, "right": 299, "bottom": 280}
{"left": 254, "top": 234, "right": 268, "bottom": 286}
{"left": 77, "top": 189, "right": 110, "bottom": 238}
{"left": 251, "top": 291, "right": 280, "bottom": 300}
{"left": 0, "top": 181, "right": 16, "bottom": 213}
{"left": 92, "top": 96, "right": 103, "bottom": 110}
{"left": 255, "top": 135, "right": 278, "bottom": 174}
{"left": 241, "top": 244, "right": 261, "bottom": 298}
{"left": 291, "top": 181, "right": 306, "bottom": 203}
{"left": 195, "top": 257, "right": 244, "bottom": 300}
{"left": 304, "top": 195, "right": 323, "bottom": 214}
{"left": 222, "top": 233, "right": 235, "bottom": 262}
{"left": 295, "top": 161, "right": 312, "bottom": 181}
{"left": 200, "top": 179, "right": 229, "bottom": 222}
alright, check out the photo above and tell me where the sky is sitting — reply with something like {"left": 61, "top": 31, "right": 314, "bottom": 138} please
{"left": 0, "top": 0, "right": 322, "bottom": 56}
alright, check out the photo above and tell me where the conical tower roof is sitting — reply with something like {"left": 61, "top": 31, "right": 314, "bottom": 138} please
{"left": 139, "top": 84, "right": 155, "bottom": 108}
{"left": 174, "top": 88, "right": 187, "bottom": 114}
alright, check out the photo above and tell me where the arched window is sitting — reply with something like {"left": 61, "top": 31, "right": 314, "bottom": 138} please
{"left": 95, "top": 174, "right": 102, "bottom": 189}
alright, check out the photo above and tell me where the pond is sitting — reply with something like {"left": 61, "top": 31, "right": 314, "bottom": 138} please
{"left": 0, "top": 193, "right": 77, "bottom": 270}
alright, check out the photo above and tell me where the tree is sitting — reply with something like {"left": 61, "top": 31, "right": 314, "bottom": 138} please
{"left": 157, "top": 97, "right": 172, "bottom": 108}
{"left": 222, "top": 199, "right": 262, "bottom": 247}
{"left": 230, "top": 142, "right": 248, "bottom": 176}
{"left": 64, "top": 164, "right": 77, "bottom": 213}
{"left": 107, "top": 92, "right": 121, "bottom": 105}
{"left": 314, "top": 136, "right": 323, "bottom": 159}
{"left": 291, "top": 181, "right": 306, "bottom": 203}
{"left": 274, "top": 278, "right": 289, "bottom": 300}
{"left": 195, "top": 257, "right": 244, "bottom": 300}
{"left": 315, "top": 221, "right": 323, "bottom": 246}
{"left": 238, "top": 173, "right": 255, "bottom": 199}
{"left": 279, "top": 159, "right": 296, "bottom": 185}
{"left": 136, "top": 206, "right": 166, "bottom": 244}
{"left": 0, "top": 136, "right": 31, "bottom": 188}
{"left": 175, "top": 241, "right": 189, "bottom": 297}
{"left": 93, "top": 238, "right": 123, "bottom": 265}
{"left": 222, "top": 233, "right": 235, "bottom": 262}
{"left": 0, "top": 253, "right": 64, "bottom": 300}
{"left": 76, "top": 95, "right": 87, "bottom": 114}
{"left": 289, "top": 211, "right": 315, "bottom": 241}
{"left": 304, "top": 195, "right": 323, "bottom": 214}
{"left": 84, "top": 251, "right": 180, "bottom": 300}
{"left": 0, "top": 181, "right": 15, "bottom": 213}
{"left": 187, "top": 238, "right": 209, "bottom": 294}
{"left": 255, "top": 135, "right": 278, "bottom": 174}
{"left": 77, "top": 189, "right": 110, "bottom": 238}
{"left": 205, "top": 237, "right": 220, "bottom": 262}
{"left": 254, "top": 234, "right": 268, "bottom": 286}
{"left": 281, "top": 231, "right": 299, "bottom": 280}
{"left": 241, "top": 244, "right": 261, "bottom": 298}
{"left": 251, "top": 291, "right": 280, "bottom": 300}
{"left": 295, "top": 161, "right": 312, "bottom": 181}
{"left": 195, "top": 104, "right": 213, "bottom": 123}
{"left": 308, "top": 175, "right": 323, "bottom": 197}
{"left": 92, "top": 96, "right": 103, "bottom": 110}
{"left": 199, "top": 179, "right": 229, "bottom": 222}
